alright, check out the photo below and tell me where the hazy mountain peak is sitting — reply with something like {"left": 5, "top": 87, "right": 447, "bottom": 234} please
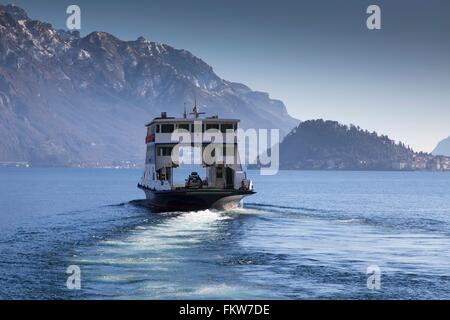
{"left": 83, "top": 31, "right": 121, "bottom": 44}
{"left": 433, "top": 136, "right": 450, "bottom": 156}
{"left": 0, "top": 4, "right": 29, "bottom": 21}
{"left": 136, "top": 36, "right": 150, "bottom": 43}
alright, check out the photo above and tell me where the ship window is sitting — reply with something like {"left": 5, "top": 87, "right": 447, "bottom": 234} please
{"left": 177, "top": 123, "right": 190, "bottom": 131}
{"left": 221, "top": 123, "right": 234, "bottom": 133}
{"left": 157, "top": 146, "right": 173, "bottom": 156}
{"left": 205, "top": 123, "right": 220, "bottom": 131}
{"left": 156, "top": 125, "right": 160, "bottom": 133}
{"left": 189, "top": 123, "right": 203, "bottom": 132}
{"left": 161, "top": 124, "right": 175, "bottom": 133}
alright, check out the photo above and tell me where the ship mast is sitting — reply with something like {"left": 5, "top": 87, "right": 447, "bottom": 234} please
{"left": 183, "top": 102, "right": 187, "bottom": 119}
{"left": 190, "top": 95, "right": 205, "bottom": 119}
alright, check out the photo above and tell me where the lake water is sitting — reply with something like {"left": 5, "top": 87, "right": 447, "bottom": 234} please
{"left": 1, "top": 168, "right": 450, "bottom": 299}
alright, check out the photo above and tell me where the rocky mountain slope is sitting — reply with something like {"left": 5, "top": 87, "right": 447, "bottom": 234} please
{"left": 0, "top": 4, "right": 298, "bottom": 166}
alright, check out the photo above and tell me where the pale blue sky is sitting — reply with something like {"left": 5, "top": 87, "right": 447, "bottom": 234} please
{"left": 7, "top": 0, "right": 450, "bottom": 152}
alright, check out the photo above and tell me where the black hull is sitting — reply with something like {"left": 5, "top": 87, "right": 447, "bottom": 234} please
{"left": 137, "top": 184, "right": 255, "bottom": 211}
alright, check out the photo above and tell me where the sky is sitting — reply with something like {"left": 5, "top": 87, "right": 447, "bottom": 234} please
{"left": 6, "top": 0, "right": 450, "bottom": 152}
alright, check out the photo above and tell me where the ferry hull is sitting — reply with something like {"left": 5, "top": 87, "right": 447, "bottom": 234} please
{"left": 138, "top": 184, "right": 255, "bottom": 211}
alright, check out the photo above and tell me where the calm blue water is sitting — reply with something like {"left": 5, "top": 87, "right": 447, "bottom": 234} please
{"left": 1, "top": 168, "right": 450, "bottom": 299}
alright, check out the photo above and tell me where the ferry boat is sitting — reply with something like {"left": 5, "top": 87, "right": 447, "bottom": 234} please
{"left": 138, "top": 105, "right": 255, "bottom": 211}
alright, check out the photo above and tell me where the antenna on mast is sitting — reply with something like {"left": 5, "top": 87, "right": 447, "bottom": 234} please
{"left": 190, "top": 94, "right": 205, "bottom": 119}
{"left": 183, "top": 102, "right": 187, "bottom": 119}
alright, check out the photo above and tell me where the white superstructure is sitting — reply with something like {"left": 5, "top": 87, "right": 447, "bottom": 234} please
{"left": 139, "top": 111, "right": 252, "bottom": 191}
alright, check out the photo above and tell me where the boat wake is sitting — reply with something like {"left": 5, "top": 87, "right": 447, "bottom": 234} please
{"left": 245, "top": 202, "right": 326, "bottom": 213}
{"left": 100, "top": 199, "right": 450, "bottom": 239}
{"left": 44, "top": 198, "right": 450, "bottom": 300}
{"left": 70, "top": 207, "right": 241, "bottom": 299}
{"left": 243, "top": 202, "right": 450, "bottom": 236}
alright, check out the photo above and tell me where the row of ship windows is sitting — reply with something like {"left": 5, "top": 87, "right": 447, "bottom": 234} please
{"left": 156, "top": 145, "right": 236, "bottom": 157}
{"left": 152, "top": 123, "right": 236, "bottom": 134}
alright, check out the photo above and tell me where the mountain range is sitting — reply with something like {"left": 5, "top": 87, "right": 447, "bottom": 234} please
{"left": 0, "top": 4, "right": 298, "bottom": 166}
{"left": 433, "top": 137, "right": 450, "bottom": 157}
